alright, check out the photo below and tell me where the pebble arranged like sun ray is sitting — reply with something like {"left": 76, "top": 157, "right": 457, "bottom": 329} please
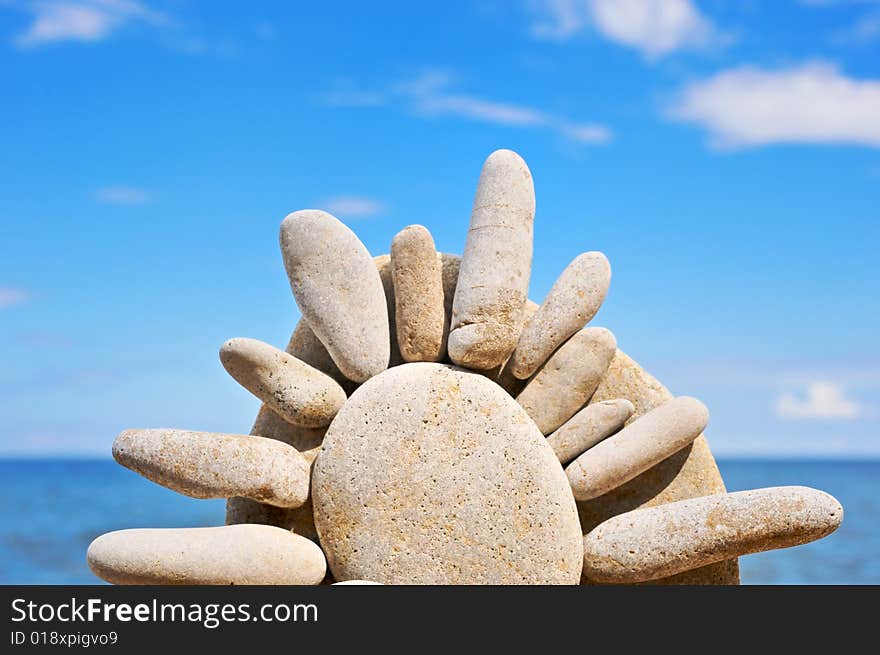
{"left": 86, "top": 149, "right": 843, "bottom": 586}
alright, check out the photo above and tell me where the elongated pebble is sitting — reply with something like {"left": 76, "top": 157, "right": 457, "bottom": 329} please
{"left": 438, "top": 253, "right": 461, "bottom": 361}
{"left": 113, "top": 428, "right": 310, "bottom": 508}
{"left": 511, "top": 252, "right": 611, "bottom": 379}
{"left": 566, "top": 396, "right": 709, "bottom": 501}
{"left": 578, "top": 350, "right": 737, "bottom": 585}
{"left": 448, "top": 150, "right": 535, "bottom": 370}
{"left": 391, "top": 225, "right": 445, "bottom": 362}
{"left": 220, "top": 337, "right": 346, "bottom": 428}
{"left": 516, "top": 327, "right": 616, "bottom": 434}
{"left": 582, "top": 486, "right": 843, "bottom": 583}
{"left": 547, "top": 398, "right": 634, "bottom": 464}
{"left": 87, "top": 525, "right": 326, "bottom": 585}
{"left": 286, "top": 320, "right": 356, "bottom": 393}
{"left": 280, "top": 210, "right": 389, "bottom": 382}
{"left": 374, "top": 255, "right": 403, "bottom": 368}
{"left": 332, "top": 580, "right": 384, "bottom": 585}
{"left": 226, "top": 404, "right": 325, "bottom": 540}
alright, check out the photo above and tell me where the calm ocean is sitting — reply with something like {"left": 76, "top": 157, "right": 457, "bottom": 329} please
{"left": 2, "top": 459, "right": 877, "bottom": 584}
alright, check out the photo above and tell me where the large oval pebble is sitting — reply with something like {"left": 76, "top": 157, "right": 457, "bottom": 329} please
{"left": 582, "top": 486, "right": 843, "bottom": 583}
{"left": 113, "top": 428, "right": 310, "bottom": 508}
{"left": 448, "top": 150, "right": 535, "bottom": 370}
{"left": 516, "top": 327, "right": 616, "bottom": 434}
{"left": 280, "top": 210, "right": 389, "bottom": 382}
{"left": 220, "top": 337, "right": 346, "bottom": 427}
{"left": 87, "top": 525, "right": 326, "bottom": 585}
{"left": 312, "top": 362, "right": 583, "bottom": 584}
{"left": 566, "top": 396, "right": 709, "bottom": 501}
{"left": 511, "top": 251, "right": 611, "bottom": 379}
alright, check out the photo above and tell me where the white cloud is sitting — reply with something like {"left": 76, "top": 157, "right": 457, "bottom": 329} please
{"left": 528, "top": 0, "right": 718, "bottom": 56}
{"left": 320, "top": 196, "right": 386, "bottom": 219}
{"left": 668, "top": 62, "right": 880, "bottom": 149}
{"left": 0, "top": 288, "right": 29, "bottom": 309}
{"left": 14, "top": 0, "right": 167, "bottom": 48}
{"left": 322, "top": 69, "right": 612, "bottom": 145}
{"left": 94, "top": 186, "right": 152, "bottom": 204}
{"left": 775, "top": 382, "right": 864, "bottom": 420}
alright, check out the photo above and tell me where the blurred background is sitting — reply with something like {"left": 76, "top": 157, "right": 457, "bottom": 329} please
{"left": 1, "top": 1, "right": 878, "bottom": 584}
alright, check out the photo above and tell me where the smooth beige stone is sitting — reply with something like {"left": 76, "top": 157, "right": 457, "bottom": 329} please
{"left": 391, "top": 225, "right": 445, "bottom": 362}
{"left": 478, "top": 299, "right": 539, "bottom": 397}
{"left": 220, "top": 337, "right": 346, "bottom": 428}
{"left": 225, "top": 404, "right": 323, "bottom": 540}
{"left": 547, "top": 398, "right": 634, "bottom": 464}
{"left": 516, "top": 327, "right": 616, "bottom": 434}
{"left": 87, "top": 525, "right": 326, "bottom": 585}
{"left": 286, "top": 320, "right": 357, "bottom": 394}
{"left": 438, "top": 253, "right": 461, "bottom": 361}
{"left": 374, "top": 255, "right": 403, "bottom": 369}
{"left": 280, "top": 210, "right": 389, "bottom": 382}
{"left": 511, "top": 252, "right": 611, "bottom": 379}
{"left": 567, "top": 396, "right": 709, "bottom": 501}
{"left": 312, "top": 363, "right": 583, "bottom": 585}
{"left": 448, "top": 150, "right": 535, "bottom": 370}
{"left": 225, "top": 319, "right": 343, "bottom": 540}
{"left": 332, "top": 580, "right": 384, "bottom": 585}
{"left": 582, "top": 486, "right": 843, "bottom": 584}
{"left": 113, "top": 428, "right": 310, "bottom": 508}
{"left": 578, "top": 349, "right": 739, "bottom": 585}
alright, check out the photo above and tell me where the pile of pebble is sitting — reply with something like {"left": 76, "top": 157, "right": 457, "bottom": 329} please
{"left": 87, "top": 150, "right": 843, "bottom": 585}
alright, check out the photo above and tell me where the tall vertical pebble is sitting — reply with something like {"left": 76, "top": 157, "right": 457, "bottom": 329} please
{"left": 391, "top": 225, "right": 445, "bottom": 362}
{"left": 448, "top": 149, "right": 535, "bottom": 370}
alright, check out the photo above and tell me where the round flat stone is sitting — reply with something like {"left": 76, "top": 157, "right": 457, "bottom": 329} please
{"left": 312, "top": 362, "right": 583, "bottom": 584}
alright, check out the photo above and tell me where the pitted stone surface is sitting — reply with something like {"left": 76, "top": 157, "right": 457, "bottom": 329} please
{"left": 448, "top": 150, "right": 534, "bottom": 370}
{"left": 312, "top": 362, "right": 583, "bottom": 584}
{"left": 220, "top": 337, "right": 345, "bottom": 428}
{"left": 391, "top": 225, "right": 445, "bottom": 362}
{"left": 582, "top": 486, "right": 843, "bottom": 583}
{"left": 113, "top": 428, "right": 310, "bottom": 508}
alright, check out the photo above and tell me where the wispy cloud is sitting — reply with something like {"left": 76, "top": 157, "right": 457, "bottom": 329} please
{"left": 320, "top": 69, "right": 612, "bottom": 145}
{"left": 668, "top": 62, "right": 880, "bottom": 149}
{"left": 0, "top": 288, "right": 29, "bottom": 309}
{"left": 320, "top": 196, "right": 387, "bottom": 219}
{"left": 94, "top": 185, "right": 152, "bottom": 204}
{"left": 13, "top": 0, "right": 167, "bottom": 48}
{"left": 775, "top": 382, "right": 865, "bottom": 420}
{"left": 527, "top": 0, "right": 720, "bottom": 57}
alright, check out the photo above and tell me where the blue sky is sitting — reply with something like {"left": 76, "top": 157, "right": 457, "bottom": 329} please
{"left": 1, "top": 0, "right": 878, "bottom": 457}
